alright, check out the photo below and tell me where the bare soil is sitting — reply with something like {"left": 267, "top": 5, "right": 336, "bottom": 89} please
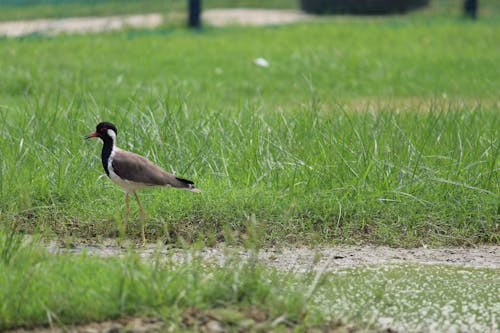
{"left": 6, "top": 313, "right": 391, "bottom": 333}
{"left": 48, "top": 241, "right": 500, "bottom": 271}
{"left": 203, "top": 9, "right": 311, "bottom": 27}
{"left": 5, "top": 316, "right": 165, "bottom": 333}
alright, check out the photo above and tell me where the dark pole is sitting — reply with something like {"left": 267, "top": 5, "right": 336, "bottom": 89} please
{"left": 464, "top": 0, "right": 478, "bottom": 19}
{"left": 188, "top": 0, "right": 201, "bottom": 28}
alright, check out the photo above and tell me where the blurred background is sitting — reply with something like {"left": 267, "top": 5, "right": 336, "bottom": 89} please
{"left": 0, "top": 0, "right": 498, "bottom": 23}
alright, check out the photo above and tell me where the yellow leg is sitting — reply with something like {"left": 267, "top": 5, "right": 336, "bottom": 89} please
{"left": 133, "top": 191, "right": 146, "bottom": 245}
{"left": 124, "top": 192, "right": 130, "bottom": 230}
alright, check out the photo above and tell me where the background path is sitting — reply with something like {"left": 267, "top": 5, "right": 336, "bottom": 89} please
{"left": 0, "top": 9, "right": 311, "bottom": 37}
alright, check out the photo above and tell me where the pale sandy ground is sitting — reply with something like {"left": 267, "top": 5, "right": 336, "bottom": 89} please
{"left": 0, "top": 13, "right": 163, "bottom": 37}
{"left": 47, "top": 241, "right": 500, "bottom": 271}
{"left": 0, "top": 9, "right": 311, "bottom": 37}
{"left": 203, "top": 8, "right": 311, "bottom": 27}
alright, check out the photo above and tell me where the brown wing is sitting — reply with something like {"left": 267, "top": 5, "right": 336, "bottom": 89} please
{"left": 112, "top": 148, "right": 197, "bottom": 190}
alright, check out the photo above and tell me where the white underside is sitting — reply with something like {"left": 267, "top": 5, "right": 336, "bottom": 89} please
{"left": 107, "top": 132, "right": 149, "bottom": 193}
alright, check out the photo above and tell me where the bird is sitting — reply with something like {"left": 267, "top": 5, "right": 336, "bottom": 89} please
{"left": 85, "top": 121, "right": 201, "bottom": 244}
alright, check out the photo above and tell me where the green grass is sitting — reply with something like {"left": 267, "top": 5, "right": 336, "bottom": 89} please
{"left": 1, "top": 18, "right": 499, "bottom": 108}
{"left": 1, "top": 232, "right": 498, "bottom": 332}
{"left": 0, "top": 17, "right": 499, "bottom": 246}
{"left": 0, "top": 8, "right": 498, "bottom": 333}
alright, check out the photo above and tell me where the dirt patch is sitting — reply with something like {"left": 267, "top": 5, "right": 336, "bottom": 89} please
{"left": 5, "top": 316, "right": 165, "bottom": 333}
{"left": 203, "top": 9, "right": 311, "bottom": 26}
{"left": 6, "top": 309, "right": 394, "bottom": 333}
{"left": 48, "top": 241, "right": 500, "bottom": 272}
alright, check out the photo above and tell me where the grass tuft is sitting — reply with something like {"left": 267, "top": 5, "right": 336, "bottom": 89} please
{"left": 0, "top": 234, "right": 325, "bottom": 331}
{"left": 1, "top": 101, "right": 498, "bottom": 246}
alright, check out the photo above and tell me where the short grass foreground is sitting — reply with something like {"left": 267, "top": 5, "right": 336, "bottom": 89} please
{"left": 0, "top": 17, "right": 499, "bottom": 247}
{"left": 1, "top": 235, "right": 498, "bottom": 332}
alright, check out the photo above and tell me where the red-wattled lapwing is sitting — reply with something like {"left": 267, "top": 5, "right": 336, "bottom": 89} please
{"left": 85, "top": 121, "right": 200, "bottom": 244}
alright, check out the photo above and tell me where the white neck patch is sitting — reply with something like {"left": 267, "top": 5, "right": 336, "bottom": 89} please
{"left": 107, "top": 129, "right": 117, "bottom": 146}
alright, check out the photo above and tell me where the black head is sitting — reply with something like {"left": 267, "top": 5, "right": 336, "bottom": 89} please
{"left": 85, "top": 122, "right": 118, "bottom": 140}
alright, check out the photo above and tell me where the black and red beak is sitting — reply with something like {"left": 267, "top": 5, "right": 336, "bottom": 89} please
{"left": 84, "top": 131, "right": 98, "bottom": 139}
